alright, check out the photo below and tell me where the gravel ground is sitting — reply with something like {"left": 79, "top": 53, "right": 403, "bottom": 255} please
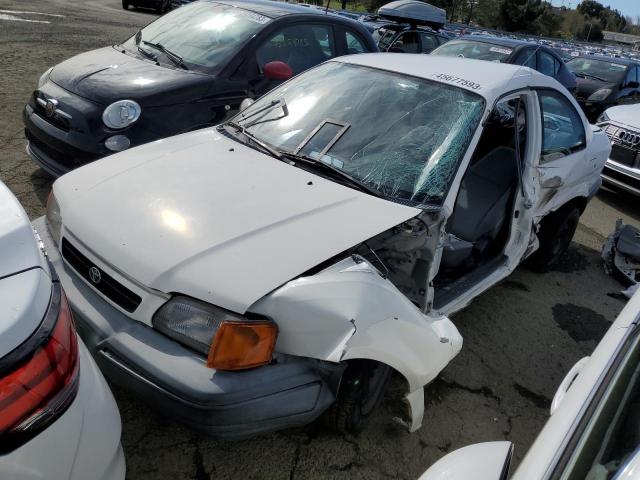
{"left": 1, "top": 2, "right": 639, "bottom": 479}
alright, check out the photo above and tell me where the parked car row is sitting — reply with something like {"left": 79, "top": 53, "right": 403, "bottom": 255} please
{"left": 6, "top": 0, "right": 639, "bottom": 478}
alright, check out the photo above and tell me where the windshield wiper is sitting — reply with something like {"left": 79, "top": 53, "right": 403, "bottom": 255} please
{"left": 236, "top": 99, "right": 289, "bottom": 129}
{"left": 576, "top": 72, "right": 607, "bottom": 82}
{"left": 281, "top": 151, "right": 382, "bottom": 198}
{"left": 225, "top": 122, "right": 283, "bottom": 160}
{"left": 137, "top": 45, "right": 157, "bottom": 62}
{"left": 142, "top": 40, "right": 188, "bottom": 70}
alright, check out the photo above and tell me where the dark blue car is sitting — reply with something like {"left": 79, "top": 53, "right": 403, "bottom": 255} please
{"left": 431, "top": 35, "right": 578, "bottom": 93}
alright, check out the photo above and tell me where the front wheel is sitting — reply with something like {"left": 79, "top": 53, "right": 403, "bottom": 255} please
{"left": 324, "top": 360, "right": 392, "bottom": 435}
{"left": 527, "top": 205, "right": 581, "bottom": 273}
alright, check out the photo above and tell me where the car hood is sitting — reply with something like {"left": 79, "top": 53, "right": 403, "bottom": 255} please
{"left": 49, "top": 46, "right": 212, "bottom": 107}
{"left": 55, "top": 129, "right": 420, "bottom": 313}
{"left": 604, "top": 104, "right": 640, "bottom": 128}
{"left": 575, "top": 77, "right": 615, "bottom": 99}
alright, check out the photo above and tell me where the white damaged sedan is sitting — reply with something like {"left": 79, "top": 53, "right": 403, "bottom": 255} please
{"left": 34, "top": 54, "right": 610, "bottom": 436}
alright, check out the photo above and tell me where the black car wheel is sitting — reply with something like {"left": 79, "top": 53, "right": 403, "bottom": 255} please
{"left": 324, "top": 360, "right": 392, "bottom": 435}
{"left": 527, "top": 205, "right": 581, "bottom": 273}
{"left": 122, "top": 0, "right": 129, "bottom": 9}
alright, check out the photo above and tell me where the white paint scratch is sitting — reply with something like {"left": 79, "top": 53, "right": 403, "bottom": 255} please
{"left": 0, "top": 9, "right": 65, "bottom": 18}
{"left": 0, "top": 13, "right": 50, "bottom": 24}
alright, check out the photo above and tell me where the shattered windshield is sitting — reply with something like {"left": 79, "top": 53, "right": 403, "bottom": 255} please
{"left": 231, "top": 62, "right": 485, "bottom": 206}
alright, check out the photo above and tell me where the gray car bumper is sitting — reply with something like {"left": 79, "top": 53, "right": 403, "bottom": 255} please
{"left": 33, "top": 217, "right": 340, "bottom": 438}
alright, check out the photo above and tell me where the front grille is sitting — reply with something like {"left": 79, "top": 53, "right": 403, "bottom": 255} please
{"left": 34, "top": 94, "right": 71, "bottom": 132}
{"left": 610, "top": 144, "right": 638, "bottom": 167}
{"left": 62, "top": 239, "right": 142, "bottom": 313}
{"left": 603, "top": 165, "right": 640, "bottom": 192}
{"left": 26, "top": 131, "right": 78, "bottom": 169}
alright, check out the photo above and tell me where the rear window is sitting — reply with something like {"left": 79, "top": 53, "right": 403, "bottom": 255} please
{"left": 431, "top": 40, "right": 512, "bottom": 62}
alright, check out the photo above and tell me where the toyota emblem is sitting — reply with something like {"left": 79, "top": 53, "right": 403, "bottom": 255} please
{"left": 89, "top": 266, "right": 102, "bottom": 284}
{"left": 44, "top": 98, "right": 58, "bottom": 118}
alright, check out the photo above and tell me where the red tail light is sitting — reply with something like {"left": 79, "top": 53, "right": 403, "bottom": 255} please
{"left": 0, "top": 284, "right": 79, "bottom": 452}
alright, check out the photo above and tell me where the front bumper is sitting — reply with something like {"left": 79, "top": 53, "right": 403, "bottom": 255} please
{"left": 602, "top": 160, "right": 640, "bottom": 196}
{"left": 33, "top": 217, "right": 339, "bottom": 438}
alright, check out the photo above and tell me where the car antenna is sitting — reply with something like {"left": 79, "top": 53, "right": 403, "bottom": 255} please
{"left": 325, "top": 0, "right": 330, "bottom": 14}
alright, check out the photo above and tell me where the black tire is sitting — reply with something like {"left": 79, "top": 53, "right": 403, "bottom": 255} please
{"left": 122, "top": 0, "right": 129, "bottom": 9}
{"left": 324, "top": 360, "right": 392, "bottom": 435}
{"left": 527, "top": 205, "right": 581, "bottom": 273}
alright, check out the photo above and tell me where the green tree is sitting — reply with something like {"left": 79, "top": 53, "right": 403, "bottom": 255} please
{"left": 577, "top": 0, "right": 604, "bottom": 19}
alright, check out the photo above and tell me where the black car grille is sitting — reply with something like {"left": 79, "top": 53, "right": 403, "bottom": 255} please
{"left": 34, "top": 94, "right": 71, "bottom": 132}
{"left": 26, "top": 131, "right": 78, "bottom": 168}
{"left": 604, "top": 124, "right": 640, "bottom": 168}
{"left": 62, "top": 239, "right": 142, "bottom": 313}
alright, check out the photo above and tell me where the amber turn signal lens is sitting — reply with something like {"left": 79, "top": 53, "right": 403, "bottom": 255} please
{"left": 207, "top": 321, "right": 277, "bottom": 370}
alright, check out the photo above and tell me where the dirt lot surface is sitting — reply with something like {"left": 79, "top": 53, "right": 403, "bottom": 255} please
{"left": 1, "top": 2, "right": 639, "bottom": 479}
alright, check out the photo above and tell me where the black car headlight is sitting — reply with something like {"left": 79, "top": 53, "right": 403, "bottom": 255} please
{"left": 153, "top": 296, "right": 278, "bottom": 370}
{"left": 102, "top": 100, "right": 141, "bottom": 129}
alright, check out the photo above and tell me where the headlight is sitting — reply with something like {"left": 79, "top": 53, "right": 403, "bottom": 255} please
{"left": 596, "top": 111, "right": 610, "bottom": 124}
{"left": 588, "top": 88, "right": 612, "bottom": 101}
{"left": 37, "top": 67, "right": 53, "bottom": 89}
{"left": 45, "top": 191, "right": 62, "bottom": 247}
{"left": 102, "top": 100, "right": 141, "bottom": 129}
{"left": 153, "top": 296, "right": 278, "bottom": 370}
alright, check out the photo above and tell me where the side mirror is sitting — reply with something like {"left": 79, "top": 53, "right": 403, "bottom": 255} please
{"left": 625, "top": 81, "right": 639, "bottom": 89}
{"left": 239, "top": 98, "right": 254, "bottom": 111}
{"left": 263, "top": 61, "right": 293, "bottom": 81}
{"left": 419, "top": 442, "right": 513, "bottom": 480}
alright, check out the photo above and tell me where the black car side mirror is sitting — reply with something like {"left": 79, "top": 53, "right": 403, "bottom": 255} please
{"left": 625, "top": 80, "right": 639, "bottom": 89}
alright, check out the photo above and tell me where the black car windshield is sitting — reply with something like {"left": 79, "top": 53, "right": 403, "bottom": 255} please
{"left": 123, "top": 2, "right": 269, "bottom": 73}
{"left": 567, "top": 58, "right": 628, "bottom": 83}
{"left": 230, "top": 62, "right": 485, "bottom": 206}
{"left": 431, "top": 39, "right": 513, "bottom": 62}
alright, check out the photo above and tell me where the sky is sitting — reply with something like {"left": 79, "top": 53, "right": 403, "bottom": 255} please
{"left": 551, "top": 0, "right": 639, "bottom": 19}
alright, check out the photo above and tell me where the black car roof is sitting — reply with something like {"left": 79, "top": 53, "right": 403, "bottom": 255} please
{"left": 570, "top": 54, "right": 639, "bottom": 67}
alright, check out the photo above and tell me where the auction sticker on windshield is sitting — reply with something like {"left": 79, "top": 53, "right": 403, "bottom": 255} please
{"left": 432, "top": 73, "right": 481, "bottom": 90}
{"left": 490, "top": 46, "right": 512, "bottom": 55}
{"left": 242, "top": 10, "right": 270, "bottom": 24}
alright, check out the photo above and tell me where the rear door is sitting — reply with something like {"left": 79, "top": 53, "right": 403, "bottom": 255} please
{"left": 533, "top": 89, "right": 592, "bottom": 215}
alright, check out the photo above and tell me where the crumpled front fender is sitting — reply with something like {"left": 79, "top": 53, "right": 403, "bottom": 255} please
{"left": 249, "top": 256, "right": 462, "bottom": 431}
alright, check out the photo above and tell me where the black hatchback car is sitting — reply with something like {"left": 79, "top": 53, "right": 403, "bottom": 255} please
{"left": 567, "top": 55, "right": 640, "bottom": 122}
{"left": 431, "top": 35, "right": 577, "bottom": 93}
{"left": 24, "top": 0, "right": 376, "bottom": 176}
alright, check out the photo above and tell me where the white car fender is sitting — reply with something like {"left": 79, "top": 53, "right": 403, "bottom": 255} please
{"left": 419, "top": 441, "right": 513, "bottom": 480}
{"left": 250, "top": 256, "right": 462, "bottom": 431}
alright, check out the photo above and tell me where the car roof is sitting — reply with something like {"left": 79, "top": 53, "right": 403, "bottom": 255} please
{"left": 455, "top": 34, "right": 532, "bottom": 49}
{"left": 570, "top": 54, "right": 639, "bottom": 67}
{"left": 334, "top": 53, "right": 555, "bottom": 102}
{"left": 212, "top": 0, "right": 343, "bottom": 17}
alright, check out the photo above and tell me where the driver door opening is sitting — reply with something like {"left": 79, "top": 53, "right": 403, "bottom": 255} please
{"left": 433, "top": 96, "right": 528, "bottom": 310}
